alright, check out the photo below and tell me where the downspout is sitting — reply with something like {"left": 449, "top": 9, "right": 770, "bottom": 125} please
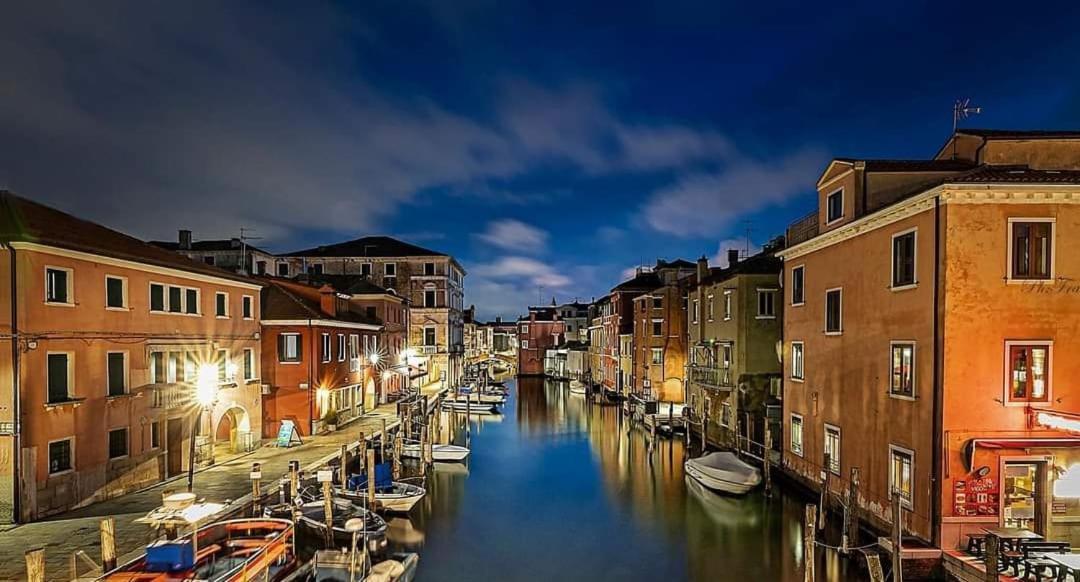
{"left": 307, "top": 320, "right": 314, "bottom": 435}
{"left": 8, "top": 245, "right": 20, "bottom": 522}
{"left": 931, "top": 195, "right": 944, "bottom": 547}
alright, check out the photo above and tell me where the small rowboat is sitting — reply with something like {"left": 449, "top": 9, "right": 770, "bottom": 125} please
{"left": 99, "top": 518, "right": 297, "bottom": 581}
{"left": 684, "top": 451, "right": 762, "bottom": 495}
{"left": 440, "top": 400, "right": 499, "bottom": 414}
{"left": 333, "top": 468, "right": 426, "bottom": 513}
{"left": 451, "top": 393, "right": 506, "bottom": 405}
{"left": 267, "top": 499, "right": 387, "bottom": 548}
{"left": 401, "top": 441, "right": 470, "bottom": 462}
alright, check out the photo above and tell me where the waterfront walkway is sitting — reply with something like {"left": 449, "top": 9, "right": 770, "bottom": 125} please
{"left": 0, "top": 383, "right": 446, "bottom": 581}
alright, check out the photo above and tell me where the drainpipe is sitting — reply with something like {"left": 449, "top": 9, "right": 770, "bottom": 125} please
{"left": 931, "top": 195, "right": 944, "bottom": 547}
{"left": 307, "top": 320, "right": 314, "bottom": 435}
{"left": 8, "top": 245, "right": 20, "bottom": 522}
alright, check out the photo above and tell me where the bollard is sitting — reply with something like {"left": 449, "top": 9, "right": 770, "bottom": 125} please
{"left": 341, "top": 444, "right": 350, "bottom": 487}
{"left": 26, "top": 548, "right": 45, "bottom": 582}
{"left": 891, "top": 490, "right": 904, "bottom": 582}
{"left": 320, "top": 470, "right": 335, "bottom": 545}
{"left": 250, "top": 463, "right": 263, "bottom": 504}
{"left": 366, "top": 448, "right": 377, "bottom": 510}
{"left": 804, "top": 505, "right": 817, "bottom": 582}
{"left": 819, "top": 454, "right": 830, "bottom": 531}
{"left": 100, "top": 517, "right": 117, "bottom": 572}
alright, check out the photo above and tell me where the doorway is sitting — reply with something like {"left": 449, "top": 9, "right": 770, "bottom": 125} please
{"left": 1003, "top": 460, "right": 1048, "bottom": 534}
{"left": 166, "top": 418, "right": 184, "bottom": 477}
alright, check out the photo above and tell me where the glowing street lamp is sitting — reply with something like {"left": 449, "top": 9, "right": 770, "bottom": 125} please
{"left": 188, "top": 364, "right": 220, "bottom": 492}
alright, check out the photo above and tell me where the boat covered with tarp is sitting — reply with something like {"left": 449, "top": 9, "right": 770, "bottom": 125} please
{"left": 684, "top": 451, "right": 762, "bottom": 495}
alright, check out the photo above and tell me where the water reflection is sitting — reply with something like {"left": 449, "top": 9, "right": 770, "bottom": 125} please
{"left": 403, "top": 377, "right": 860, "bottom": 581}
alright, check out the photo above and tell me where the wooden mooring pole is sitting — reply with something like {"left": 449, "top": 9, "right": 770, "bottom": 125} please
{"left": 289, "top": 460, "right": 300, "bottom": 504}
{"left": 763, "top": 423, "right": 773, "bottom": 498}
{"left": 804, "top": 504, "right": 817, "bottom": 582}
{"left": 381, "top": 419, "right": 388, "bottom": 456}
{"left": 419, "top": 427, "right": 428, "bottom": 476}
{"left": 322, "top": 477, "right": 334, "bottom": 544}
{"left": 26, "top": 548, "right": 45, "bottom": 582}
{"left": 819, "top": 454, "right": 830, "bottom": 530}
{"left": 366, "top": 448, "right": 377, "bottom": 511}
{"left": 100, "top": 517, "right": 117, "bottom": 572}
{"left": 340, "top": 444, "right": 350, "bottom": 487}
{"left": 841, "top": 467, "right": 859, "bottom": 554}
{"left": 891, "top": 490, "right": 904, "bottom": 582}
{"left": 701, "top": 397, "right": 710, "bottom": 450}
{"left": 983, "top": 534, "right": 999, "bottom": 582}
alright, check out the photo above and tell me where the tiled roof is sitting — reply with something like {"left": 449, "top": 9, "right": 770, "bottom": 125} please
{"left": 955, "top": 129, "right": 1080, "bottom": 139}
{"left": 949, "top": 166, "right": 1080, "bottom": 184}
{"left": 699, "top": 252, "right": 781, "bottom": 286}
{"left": 260, "top": 279, "right": 381, "bottom": 325}
{"left": 612, "top": 271, "right": 660, "bottom": 292}
{"left": 283, "top": 235, "right": 446, "bottom": 258}
{"left": 655, "top": 258, "right": 696, "bottom": 269}
{"left": 860, "top": 159, "right": 976, "bottom": 172}
{"left": 0, "top": 191, "right": 258, "bottom": 285}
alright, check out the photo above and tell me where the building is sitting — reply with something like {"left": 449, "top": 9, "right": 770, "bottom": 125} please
{"left": 587, "top": 297, "right": 609, "bottom": 391}
{"left": 555, "top": 301, "right": 590, "bottom": 343}
{"left": 151, "top": 229, "right": 276, "bottom": 275}
{"left": 517, "top": 305, "right": 566, "bottom": 376}
{"left": 280, "top": 236, "right": 465, "bottom": 388}
{"left": 0, "top": 192, "right": 264, "bottom": 522}
{"left": 687, "top": 247, "right": 783, "bottom": 451}
{"left": 604, "top": 271, "right": 660, "bottom": 398}
{"left": 779, "top": 129, "right": 1080, "bottom": 548}
{"left": 490, "top": 317, "right": 517, "bottom": 357}
{"left": 259, "top": 279, "right": 382, "bottom": 438}
{"left": 627, "top": 260, "right": 696, "bottom": 403}
{"left": 463, "top": 306, "right": 480, "bottom": 360}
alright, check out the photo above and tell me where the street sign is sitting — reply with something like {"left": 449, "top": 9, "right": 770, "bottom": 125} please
{"left": 276, "top": 420, "right": 303, "bottom": 448}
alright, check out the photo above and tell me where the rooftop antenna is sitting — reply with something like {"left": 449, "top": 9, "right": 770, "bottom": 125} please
{"left": 742, "top": 220, "right": 754, "bottom": 259}
{"left": 952, "top": 98, "right": 982, "bottom": 158}
{"left": 239, "top": 227, "right": 263, "bottom": 275}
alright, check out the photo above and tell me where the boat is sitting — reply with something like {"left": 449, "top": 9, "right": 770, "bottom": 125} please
{"left": 684, "top": 476, "right": 762, "bottom": 527}
{"left": 401, "top": 440, "right": 470, "bottom": 462}
{"left": 441, "top": 400, "right": 499, "bottom": 415}
{"left": 99, "top": 518, "right": 297, "bottom": 581}
{"left": 569, "top": 380, "right": 587, "bottom": 395}
{"left": 451, "top": 393, "right": 506, "bottom": 405}
{"left": 266, "top": 499, "right": 387, "bottom": 548}
{"left": 306, "top": 550, "right": 419, "bottom": 582}
{"left": 684, "top": 451, "right": 762, "bottom": 495}
{"left": 334, "top": 467, "right": 425, "bottom": 513}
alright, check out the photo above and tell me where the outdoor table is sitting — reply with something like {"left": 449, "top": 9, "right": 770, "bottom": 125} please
{"left": 1050, "top": 553, "right": 1080, "bottom": 581}
{"left": 982, "top": 527, "right": 1043, "bottom": 551}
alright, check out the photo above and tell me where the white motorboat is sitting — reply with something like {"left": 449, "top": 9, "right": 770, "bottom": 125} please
{"left": 569, "top": 380, "right": 587, "bottom": 395}
{"left": 441, "top": 400, "right": 499, "bottom": 415}
{"left": 684, "top": 451, "right": 762, "bottom": 495}
{"left": 401, "top": 441, "right": 470, "bottom": 462}
{"left": 336, "top": 481, "right": 425, "bottom": 513}
{"left": 451, "top": 393, "right": 506, "bottom": 405}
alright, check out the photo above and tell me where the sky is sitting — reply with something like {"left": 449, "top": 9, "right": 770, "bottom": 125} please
{"left": 3, "top": 1, "right": 1080, "bottom": 320}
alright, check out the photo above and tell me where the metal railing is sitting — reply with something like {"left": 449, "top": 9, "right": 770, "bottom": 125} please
{"left": 786, "top": 210, "right": 819, "bottom": 245}
{"left": 688, "top": 365, "right": 733, "bottom": 388}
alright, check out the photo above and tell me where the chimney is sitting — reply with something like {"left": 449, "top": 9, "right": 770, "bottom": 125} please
{"left": 727, "top": 249, "right": 740, "bottom": 266}
{"left": 178, "top": 229, "right": 192, "bottom": 250}
{"left": 318, "top": 284, "right": 337, "bottom": 317}
{"left": 696, "top": 255, "right": 708, "bottom": 281}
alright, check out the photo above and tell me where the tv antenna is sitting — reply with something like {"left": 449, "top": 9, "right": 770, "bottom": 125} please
{"left": 239, "top": 227, "right": 263, "bottom": 275}
{"left": 952, "top": 98, "right": 982, "bottom": 133}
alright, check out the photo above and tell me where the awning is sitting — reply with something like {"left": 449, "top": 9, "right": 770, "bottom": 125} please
{"left": 964, "top": 437, "right": 1080, "bottom": 472}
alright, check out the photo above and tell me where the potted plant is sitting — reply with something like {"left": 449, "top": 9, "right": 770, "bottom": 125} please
{"left": 322, "top": 409, "right": 339, "bottom": 433}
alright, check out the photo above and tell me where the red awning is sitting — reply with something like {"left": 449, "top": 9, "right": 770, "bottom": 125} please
{"left": 965, "top": 437, "right": 1080, "bottom": 472}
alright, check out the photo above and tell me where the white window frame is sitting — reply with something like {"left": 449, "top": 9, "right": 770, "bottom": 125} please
{"left": 279, "top": 332, "right": 301, "bottom": 364}
{"left": 825, "top": 187, "right": 844, "bottom": 225}
{"left": 44, "top": 266, "right": 74, "bottom": 306}
{"left": 215, "top": 291, "right": 230, "bottom": 318}
{"left": 890, "top": 227, "right": 919, "bottom": 291}
{"left": 791, "top": 341, "right": 804, "bottom": 382}
{"left": 889, "top": 341, "right": 917, "bottom": 400}
{"left": 707, "top": 294, "right": 715, "bottom": 321}
{"left": 150, "top": 421, "right": 161, "bottom": 450}
{"left": 723, "top": 290, "right": 732, "bottom": 321}
{"left": 824, "top": 287, "right": 843, "bottom": 335}
{"left": 1006, "top": 217, "right": 1057, "bottom": 284}
{"left": 520, "top": 324, "right": 529, "bottom": 335}
{"left": 243, "top": 348, "right": 256, "bottom": 381}
{"left": 321, "top": 333, "right": 332, "bottom": 363}
{"left": 824, "top": 424, "right": 841, "bottom": 475}
{"left": 889, "top": 444, "right": 915, "bottom": 510}
{"left": 106, "top": 351, "right": 129, "bottom": 397}
{"left": 720, "top": 401, "right": 732, "bottom": 428}
{"left": 651, "top": 318, "right": 663, "bottom": 337}
{"left": 1003, "top": 339, "right": 1053, "bottom": 407}
{"left": 104, "top": 275, "right": 128, "bottom": 310}
{"left": 692, "top": 299, "right": 699, "bottom": 323}
{"left": 183, "top": 287, "right": 201, "bottom": 316}
{"left": 384, "top": 262, "right": 396, "bottom": 276}
{"left": 338, "top": 334, "right": 346, "bottom": 362}
{"left": 650, "top": 348, "right": 663, "bottom": 365}
{"left": 790, "top": 413, "right": 804, "bottom": 457}
{"left": 107, "top": 426, "right": 129, "bottom": 461}
{"left": 756, "top": 288, "right": 777, "bottom": 319}
{"left": 521, "top": 340, "right": 529, "bottom": 350}
{"left": 791, "top": 264, "right": 805, "bottom": 307}
{"left": 166, "top": 285, "right": 184, "bottom": 314}
{"left": 47, "top": 436, "right": 75, "bottom": 476}
{"left": 242, "top": 295, "right": 254, "bottom": 320}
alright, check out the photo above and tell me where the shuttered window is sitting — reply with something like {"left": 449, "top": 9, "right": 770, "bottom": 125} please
{"left": 107, "top": 353, "right": 126, "bottom": 396}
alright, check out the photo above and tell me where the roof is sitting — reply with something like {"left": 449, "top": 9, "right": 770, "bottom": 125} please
{"left": 283, "top": 235, "right": 446, "bottom": 259}
{"left": 260, "top": 279, "right": 381, "bottom": 325}
{"left": 699, "top": 252, "right": 781, "bottom": 286}
{"left": 954, "top": 129, "right": 1080, "bottom": 139}
{"left": 820, "top": 158, "right": 975, "bottom": 185}
{"left": 150, "top": 238, "right": 272, "bottom": 255}
{"left": 0, "top": 191, "right": 259, "bottom": 286}
{"left": 655, "top": 258, "right": 696, "bottom": 270}
{"left": 294, "top": 274, "right": 399, "bottom": 297}
{"left": 612, "top": 271, "right": 660, "bottom": 292}
{"left": 948, "top": 166, "right": 1080, "bottom": 184}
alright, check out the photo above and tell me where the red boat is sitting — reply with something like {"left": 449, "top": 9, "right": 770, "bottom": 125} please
{"left": 99, "top": 518, "right": 297, "bottom": 582}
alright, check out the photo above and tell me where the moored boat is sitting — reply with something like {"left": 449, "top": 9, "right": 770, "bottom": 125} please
{"left": 569, "top": 380, "right": 587, "bottom": 394}
{"left": 401, "top": 440, "right": 470, "bottom": 462}
{"left": 684, "top": 451, "right": 762, "bottom": 495}
{"left": 333, "top": 468, "right": 425, "bottom": 513}
{"left": 440, "top": 400, "right": 499, "bottom": 414}
{"left": 266, "top": 499, "right": 387, "bottom": 548}
{"left": 450, "top": 393, "right": 506, "bottom": 405}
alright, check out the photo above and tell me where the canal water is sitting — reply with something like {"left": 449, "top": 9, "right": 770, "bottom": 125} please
{"left": 392, "top": 377, "right": 864, "bottom": 581}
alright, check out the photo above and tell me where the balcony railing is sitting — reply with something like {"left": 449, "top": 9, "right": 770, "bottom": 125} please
{"left": 786, "top": 210, "right": 819, "bottom": 246}
{"left": 149, "top": 384, "right": 191, "bottom": 409}
{"left": 689, "top": 365, "right": 734, "bottom": 389}
{"left": 422, "top": 345, "right": 438, "bottom": 354}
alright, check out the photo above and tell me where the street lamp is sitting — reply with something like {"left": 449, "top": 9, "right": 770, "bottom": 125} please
{"left": 187, "top": 364, "right": 219, "bottom": 492}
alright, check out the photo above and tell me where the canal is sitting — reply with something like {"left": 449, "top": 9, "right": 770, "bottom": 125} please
{"left": 392, "top": 377, "right": 863, "bottom": 581}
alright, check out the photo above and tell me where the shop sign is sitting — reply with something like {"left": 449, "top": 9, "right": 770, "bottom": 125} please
{"left": 954, "top": 467, "right": 998, "bottom": 517}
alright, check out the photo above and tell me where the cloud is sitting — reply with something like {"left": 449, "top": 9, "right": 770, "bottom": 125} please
{"left": 476, "top": 219, "right": 549, "bottom": 253}
{"left": 640, "top": 149, "right": 827, "bottom": 237}
{"left": 471, "top": 256, "right": 570, "bottom": 288}
{"left": 711, "top": 238, "right": 762, "bottom": 268}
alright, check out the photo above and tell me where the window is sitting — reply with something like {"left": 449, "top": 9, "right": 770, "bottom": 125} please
{"left": 108, "top": 428, "right": 128, "bottom": 460}
{"left": 892, "top": 230, "right": 917, "bottom": 288}
{"left": 757, "top": 289, "right": 776, "bottom": 318}
{"left": 791, "top": 266, "right": 805, "bottom": 306}
{"left": 826, "top": 188, "right": 844, "bottom": 223}
{"left": 243, "top": 348, "right": 256, "bottom": 381}
{"left": 45, "top": 267, "right": 72, "bottom": 304}
{"left": 720, "top": 402, "right": 732, "bottom": 427}
{"left": 338, "top": 334, "right": 346, "bottom": 362}
{"left": 310, "top": 263, "right": 323, "bottom": 275}
{"left": 790, "top": 414, "right": 803, "bottom": 456}
{"left": 520, "top": 324, "right": 529, "bottom": 334}
{"left": 424, "top": 327, "right": 436, "bottom": 346}
{"left": 107, "top": 352, "right": 127, "bottom": 397}
{"left": 184, "top": 352, "right": 197, "bottom": 383}
{"left": 150, "top": 283, "right": 165, "bottom": 312}
{"left": 278, "top": 333, "right": 301, "bottom": 363}
{"left": 707, "top": 295, "right": 714, "bottom": 320}
{"left": 650, "top": 348, "right": 663, "bottom": 365}
{"left": 321, "top": 333, "right": 331, "bottom": 363}
{"left": 184, "top": 288, "right": 199, "bottom": 315}
{"left": 217, "top": 349, "right": 230, "bottom": 383}
{"left": 791, "top": 342, "right": 804, "bottom": 381}
{"left": 640, "top": 301, "right": 646, "bottom": 313}
{"left": 215, "top": 292, "right": 228, "bottom": 317}
{"left": 150, "top": 351, "right": 166, "bottom": 383}
{"left": 424, "top": 262, "right": 436, "bottom": 276}
{"left": 242, "top": 296, "right": 253, "bottom": 319}
{"left": 349, "top": 334, "right": 359, "bottom": 359}
{"left": 522, "top": 340, "right": 529, "bottom": 350}
{"left": 721, "top": 344, "right": 732, "bottom": 368}
{"left": 277, "top": 262, "right": 289, "bottom": 277}
{"left": 48, "top": 439, "right": 73, "bottom": 474}
{"left": 692, "top": 299, "right": 699, "bottom": 323}
{"left": 1010, "top": 219, "right": 1053, "bottom": 280}
{"left": 890, "top": 343, "right": 915, "bottom": 398}
{"left": 889, "top": 446, "right": 914, "bottom": 508}
{"left": 167, "top": 286, "right": 182, "bottom": 313}
{"left": 105, "top": 276, "right": 127, "bottom": 309}
{"left": 825, "top": 289, "right": 842, "bottom": 334}
{"left": 360, "top": 263, "right": 372, "bottom": 277}
{"left": 824, "top": 425, "right": 841, "bottom": 475}
{"left": 150, "top": 422, "right": 161, "bottom": 449}
{"left": 1006, "top": 342, "right": 1050, "bottom": 403}
{"left": 723, "top": 291, "right": 732, "bottom": 320}
{"left": 652, "top": 296, "right": 662, "bottom": 309}
{"left": 47, "top": 353, "right": 72, "bottom": 403}
{"left": 424, "top": 289, "right": 437, "bottom": 308}
{"left": 651, "top": 319, "right": 663, "bottom": 337}
{"left": 384, "top": 263, "right": 396, "bottom": 276}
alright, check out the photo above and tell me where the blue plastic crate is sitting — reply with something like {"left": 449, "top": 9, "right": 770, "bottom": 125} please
{"left": 145, "top": 539, "right": 195, "bottom": 572}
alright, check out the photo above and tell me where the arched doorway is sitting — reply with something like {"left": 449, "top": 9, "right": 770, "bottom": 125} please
{"left": 365, "top": 378, "right": 377, "bottom": 411}
{"left": 215, "top": 406, "right": 253, "bottom": 454}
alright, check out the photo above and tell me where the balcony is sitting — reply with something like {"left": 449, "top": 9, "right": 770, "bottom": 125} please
{"left": 786, "top": 210, "right": 819, "bottom": 246}
{"left": 689, "top": 365, "right": 734, "bottom": 390}
{"left": 149, "top": 384, "right": 191, "bottom": 409}
{"left": 422, "top": 345, "right": 438, "bottom": 354}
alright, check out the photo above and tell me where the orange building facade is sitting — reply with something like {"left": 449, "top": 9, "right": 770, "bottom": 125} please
{"left": 780, "top": 131, "right": 1080, "bottom": 548}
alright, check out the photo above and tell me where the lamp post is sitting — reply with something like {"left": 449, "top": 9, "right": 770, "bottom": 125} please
{"left": 187, "top": 364, "right": 219, "bottom": 493}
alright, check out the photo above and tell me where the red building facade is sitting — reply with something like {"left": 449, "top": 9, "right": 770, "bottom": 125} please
{"left": 517, "top": 306, "right": 565, "bottom": 376}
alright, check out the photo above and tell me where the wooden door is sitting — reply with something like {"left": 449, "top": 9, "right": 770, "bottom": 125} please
{"left": 166, "top": 419, "right": 184, "bottom": 477}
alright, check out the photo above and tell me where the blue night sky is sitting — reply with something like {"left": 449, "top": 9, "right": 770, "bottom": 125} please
{"left": 3, "top": 1, "right": 1080, "bottom": 319}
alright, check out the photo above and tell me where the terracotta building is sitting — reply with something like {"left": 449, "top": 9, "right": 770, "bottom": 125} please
{"left": 630, "top": 260, "right": 696, "bottom": 403}
{"left": 259, "top": 278, "right": 406, "bottom": 438}
{"left": 279, "top": 236, "right": 465, "bottom": 388}
{"left": 0, "top": 192, "right": 264, "bottom": 522}
{"left": 780, "top": 129, "right": 1080, "bottom": 548}
{"left": 517, "top": 305, "right": 565, "bottom": 376}
{"left": 604, "top": 271, "right": 662, "bottom": 400}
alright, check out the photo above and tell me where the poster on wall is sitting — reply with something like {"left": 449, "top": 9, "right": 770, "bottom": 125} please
{"left": 953, "top": 467, "right": 998, "bottom": 517}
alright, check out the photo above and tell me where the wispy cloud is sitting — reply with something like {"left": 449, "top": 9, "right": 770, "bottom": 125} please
{"left": 475, "top": 219, "right": 549, "bottom": 253}
{"left": 471, "top": 256, "right": 570, "bottom": 288}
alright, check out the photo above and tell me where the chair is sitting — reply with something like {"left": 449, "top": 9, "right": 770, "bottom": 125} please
{"left": 965, "top": 533, "right": 985, "bottom": 557}
{"left": 1018, "top": 540, "right": 1070, "bottom": 581}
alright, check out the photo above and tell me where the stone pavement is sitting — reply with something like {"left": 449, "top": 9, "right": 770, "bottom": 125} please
{"left": 0, "top": 384, "right": 446, "bottom": 581}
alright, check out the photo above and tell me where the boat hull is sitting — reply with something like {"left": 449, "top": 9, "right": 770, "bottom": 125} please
{"left": 684, "top": 455, "right": 762, "bottom": 496}
{"left": 336, "top": 484, "right": 425, "bottom": 513}
{"left": 401, "top": 443, "right": 470, "bottom": 462}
